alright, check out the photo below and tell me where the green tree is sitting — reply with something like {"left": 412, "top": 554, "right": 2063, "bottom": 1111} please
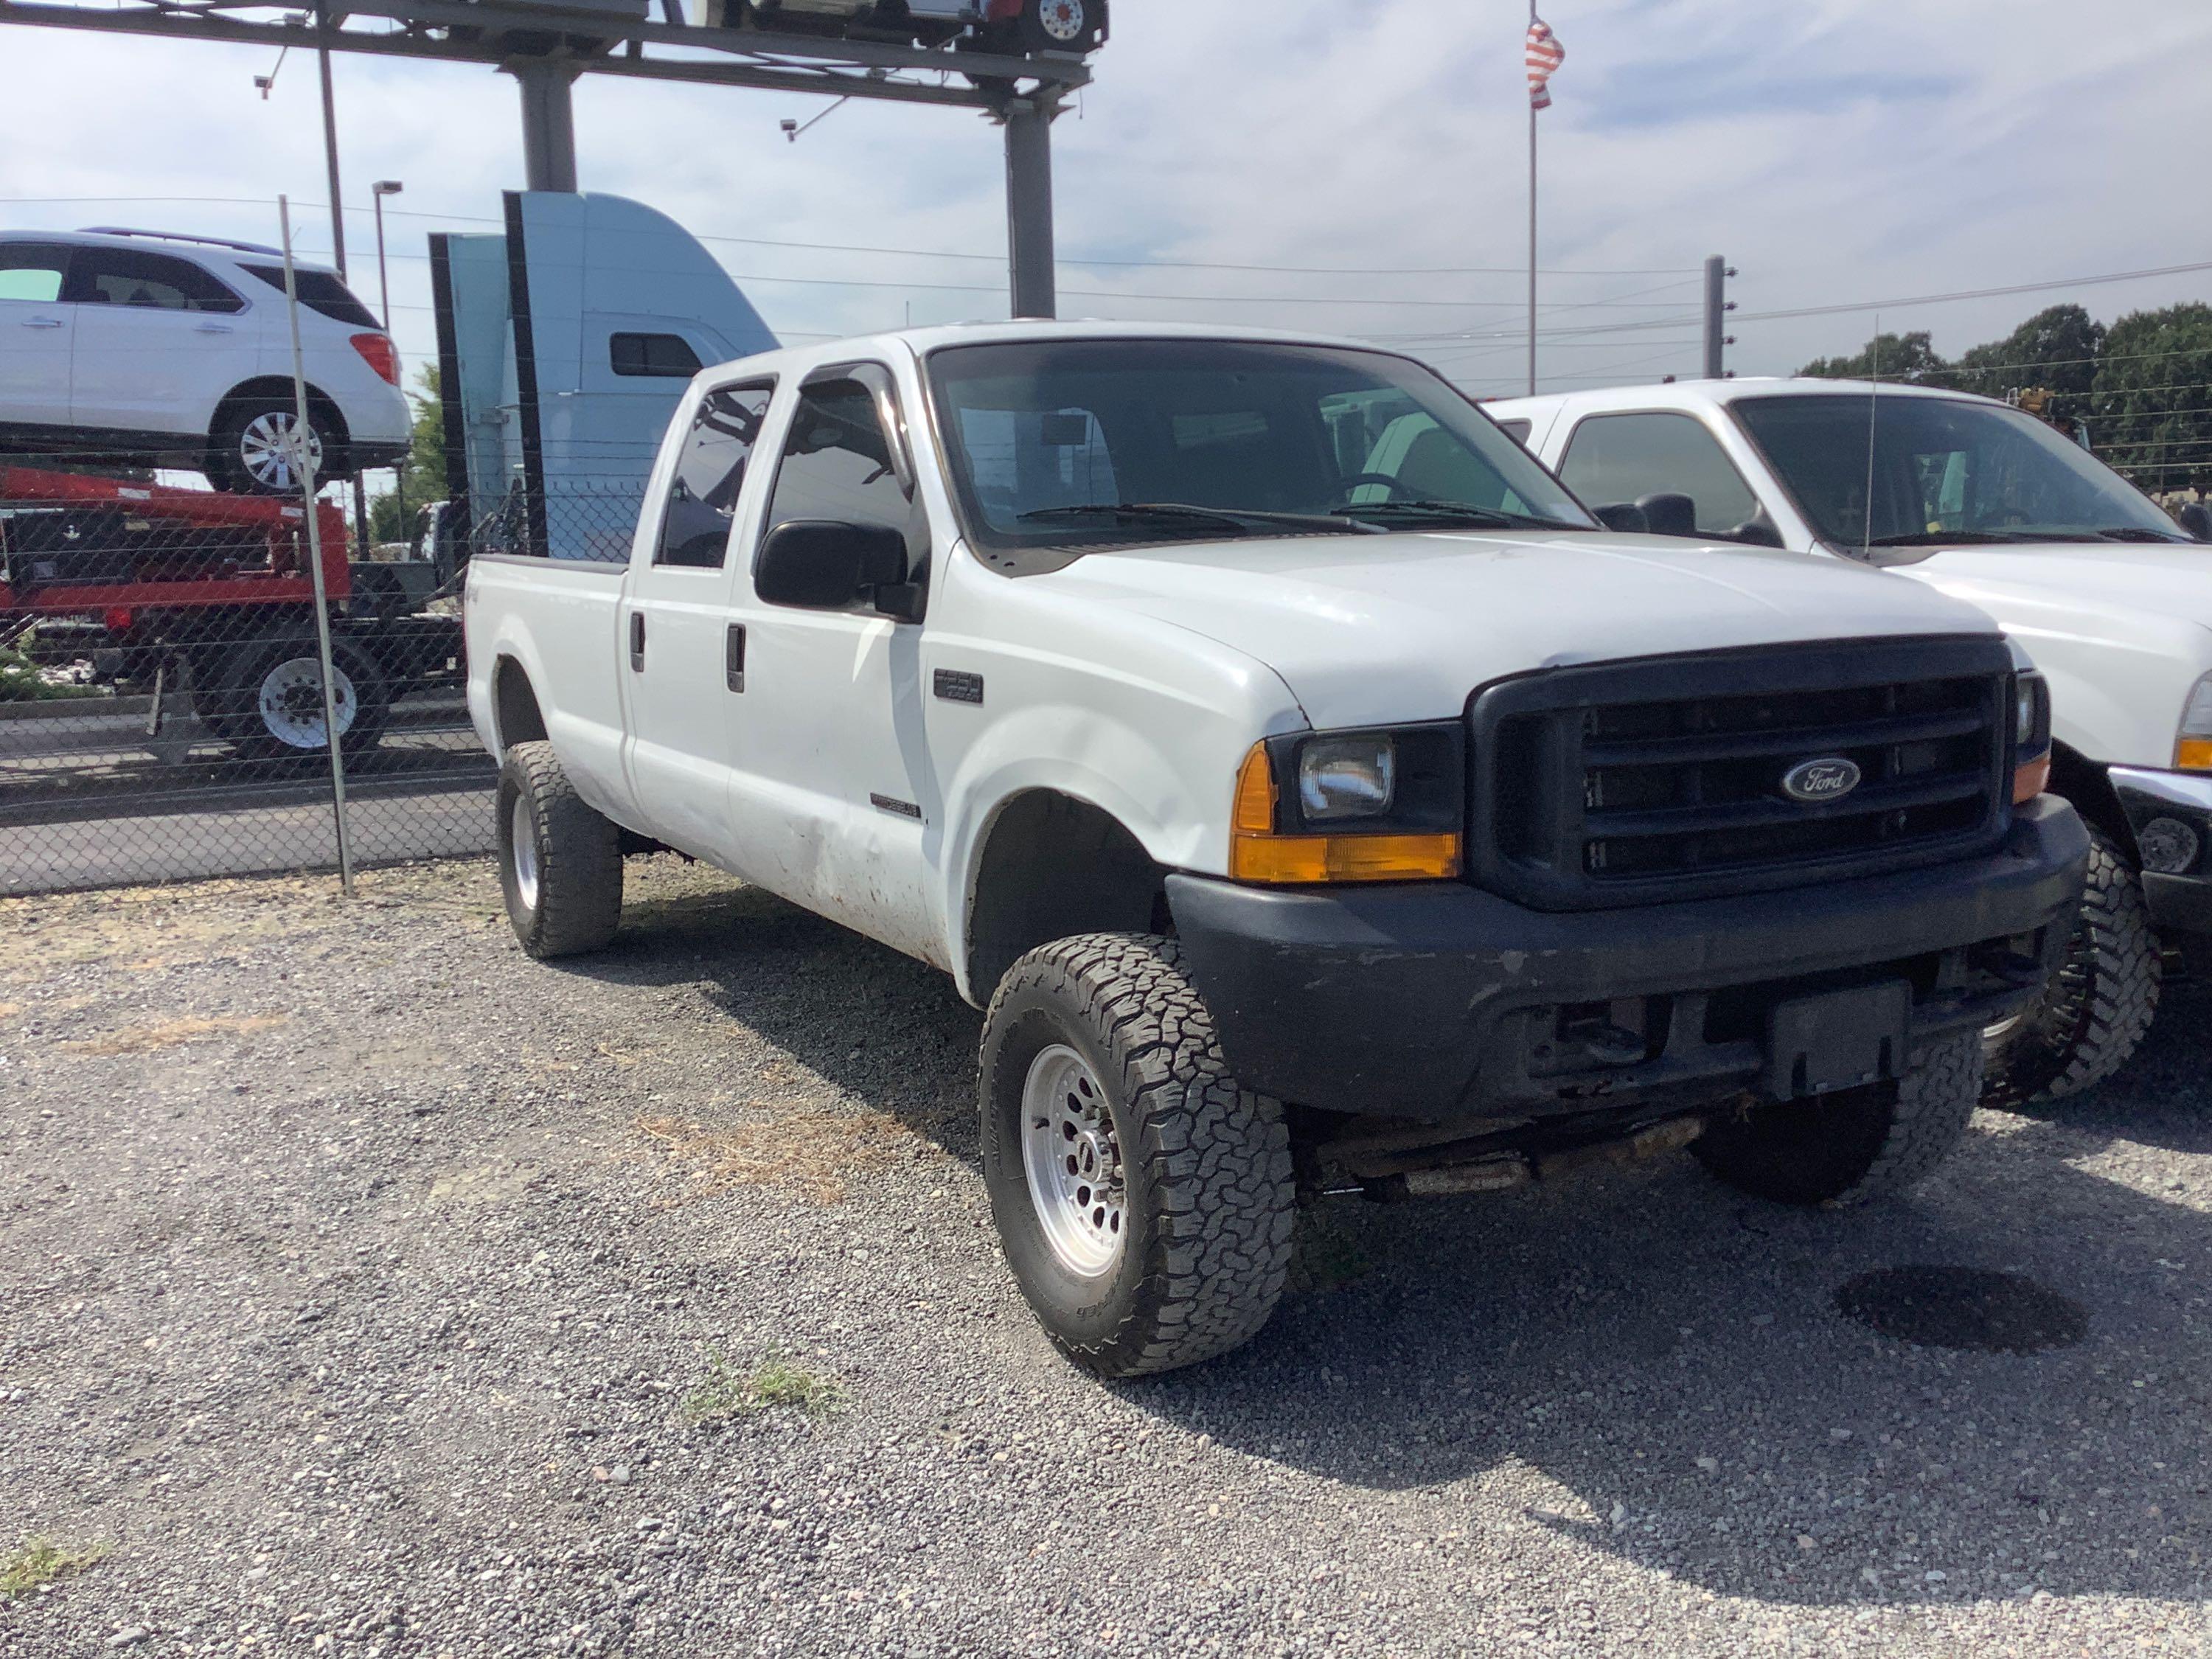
{"left": 1949, "top": 304, "right": 2104, "bottom": 406}
{"left": 366, "top": 364, "right": 447, "bottom": 545}
{"left": 1798, "top": 330, "right": 1952, "bottom": 385}
{"left": 2092, "top": 303, "right": 2212, "bottom": 494}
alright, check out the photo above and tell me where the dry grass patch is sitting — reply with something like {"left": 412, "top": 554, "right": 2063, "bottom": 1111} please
{"left": 1, "top": 1536, "right": 108, "bottom": 1599}
{"left": 637, "top": 1107, "right": 916, "bottom": 1206}
{"left": 63, "top": 1013, "right": 291, "bottom": 1056}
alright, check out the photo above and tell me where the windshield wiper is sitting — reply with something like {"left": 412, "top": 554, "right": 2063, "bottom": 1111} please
{"left": 1017, "top": 502, "right": 1381, "bottom": 536}
{"left": 1330, "top": 499, "right": 1586, "bottom": 532}
{"left": 2093, "top": 526, "right": 2188, "bottom": 544}
{"left": 1865, "top": 530, "right": 2025, "bottom": 547}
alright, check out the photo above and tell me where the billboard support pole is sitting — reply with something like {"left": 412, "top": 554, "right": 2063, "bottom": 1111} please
{"left": 514, "top": 58, "right": 580, "bottom": 192}
{"left": 1004, "top": 96, "right": 1056, "bottom": 320}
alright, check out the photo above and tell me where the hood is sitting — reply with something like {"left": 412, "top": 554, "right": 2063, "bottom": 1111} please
{"left": 1037, "top": 529, "right": 2002, "bottom": 728}
{"left": 1909, "top": 541, "right": 2212, "bottom": 629}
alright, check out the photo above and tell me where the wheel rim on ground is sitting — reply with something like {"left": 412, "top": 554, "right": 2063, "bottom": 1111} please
{"left": 1020, "top": 1043, "right": 1126, "bottom": 1278}
{"left": 509, "top": 793, "right": 540, "bottom": 913}
{"left": 1037, "top": 0, "right": 1086, "bottom": 43}
{"left": 238, "top": 410, "right": 324, "bottom": 493}
{"left": 255, "top": 655, "right": 355, "bottom": 749}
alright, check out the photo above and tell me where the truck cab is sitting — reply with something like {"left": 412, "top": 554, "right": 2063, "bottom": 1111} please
{"left": 467, "top": 324, "right": 2085, "bottom": 1378}
{"left": 1493, "top": 378, "right": 2212, "bottom": 1105}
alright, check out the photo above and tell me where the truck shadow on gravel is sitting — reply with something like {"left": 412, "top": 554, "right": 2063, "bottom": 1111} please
{"left": 548, "top": 872, "right": 988, "bottom": 1164}
{"left": 1130, "top": 978, "right": 2212, "bottom": 1610}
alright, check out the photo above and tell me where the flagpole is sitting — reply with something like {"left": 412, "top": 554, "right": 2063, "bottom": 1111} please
{"left": 1526, "top": 0, "right": 1539, "bottom": 397}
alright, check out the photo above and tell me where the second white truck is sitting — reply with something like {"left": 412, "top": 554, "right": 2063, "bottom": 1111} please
{"left": 467, "top": 324, "right": 2085, "bottom": 1377}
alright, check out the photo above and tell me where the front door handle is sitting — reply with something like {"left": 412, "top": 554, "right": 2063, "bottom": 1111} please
{"left": 726, "top": 624, "right": 746, "bottom": 694}
{"left": 20, "top": 316, "right": 63, "bottom": 329}
{"left": 194, "top": 321, "right": 235, "bottom": 334}
{"left": 629, "top": 611, "right": 646, "bottom": 672}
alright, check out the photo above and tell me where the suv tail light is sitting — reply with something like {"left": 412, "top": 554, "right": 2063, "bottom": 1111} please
{"left": 350, "top": 333, "right": 400, "bottom": 386}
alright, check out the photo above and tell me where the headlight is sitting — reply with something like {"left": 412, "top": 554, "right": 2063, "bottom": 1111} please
{"left": 1232, "top": 723, "right": 1465, "bottom": 884}
{"left": 2180, "top": 673, "right": 2212, "bottom": 773}
{"left": 1298, "top": 735, "right": 1395, "bottom": 821}
{"left": 2013, "top": 671, "right": 2052, "bottom": 805}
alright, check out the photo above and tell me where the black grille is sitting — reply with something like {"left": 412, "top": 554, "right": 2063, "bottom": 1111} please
{"left": 1470, "top": 637, "right": 2017, "bottom": 911}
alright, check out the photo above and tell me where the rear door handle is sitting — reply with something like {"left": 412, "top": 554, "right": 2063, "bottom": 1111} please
{"left": 629, "top": 611, "right": 646, "bottom": 672}
{"left": 194, "top": 321, "right": 235, "bottom": 334}
{"left": 21, "top": 316, "right": 63, "bottom": 329}
{"left": 726, "top": 624, "right": 746, "bottom": 694}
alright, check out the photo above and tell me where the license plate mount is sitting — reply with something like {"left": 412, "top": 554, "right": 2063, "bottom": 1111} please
{"left": 1767, "top": 980, "right": 1913, "bottom": 1099}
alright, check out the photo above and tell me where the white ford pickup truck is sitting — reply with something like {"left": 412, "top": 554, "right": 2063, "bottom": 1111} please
{"left": 1494, "top": 378, "right": 2212, "bottom": 1105}
{"left": 466, "top": 323, "right": 2086, "bottom": 1377}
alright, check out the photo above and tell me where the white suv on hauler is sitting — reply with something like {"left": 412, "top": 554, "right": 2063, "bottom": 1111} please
{"left": 0, "top": 228, "right": 409, "bottom": 494}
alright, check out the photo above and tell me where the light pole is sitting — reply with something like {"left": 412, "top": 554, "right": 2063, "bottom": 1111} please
{"left": 372, "top": 180, "right": 406, "bottom": 542}
{"left": 371, "top": 179, "right": 402, "bottom": 328}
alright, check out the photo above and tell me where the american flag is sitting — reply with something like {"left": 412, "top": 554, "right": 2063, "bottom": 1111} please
{"left": 1526, "top": 17, "right": 1565, "bottom": 110}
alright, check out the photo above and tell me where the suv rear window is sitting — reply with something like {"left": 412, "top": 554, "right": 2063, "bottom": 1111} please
{"left": 238, "top": 264, "right": 382, "bottom": 328}
{"left": 65, "top": 246, "right": 244, "bottom": 313}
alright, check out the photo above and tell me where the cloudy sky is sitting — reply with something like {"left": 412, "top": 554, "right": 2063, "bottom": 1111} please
{"left": 2, "top": 0, "right": 2208, "bottom": 397}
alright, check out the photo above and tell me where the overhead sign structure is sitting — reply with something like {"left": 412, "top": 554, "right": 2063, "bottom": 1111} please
{"left": 0, "top": 0, "right": 1096, "bottom": 317}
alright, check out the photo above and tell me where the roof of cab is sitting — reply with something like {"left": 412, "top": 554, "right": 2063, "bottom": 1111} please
{"left": 1492, "top": 375, "right": 2011, "bottom": 417}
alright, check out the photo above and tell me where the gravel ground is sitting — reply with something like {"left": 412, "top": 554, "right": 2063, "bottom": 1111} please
{"left": 3, "top": 855, "right": 2211, "bottom": 1657}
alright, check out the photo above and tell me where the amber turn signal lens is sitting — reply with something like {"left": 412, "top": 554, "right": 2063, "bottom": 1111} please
{"left": 1230, "top": 744, "right": 1461, "bottom": 883}
{"left": 2013, "top": 754, "right": 2052, "bottom": 805}
{"left": 2178, "top": 738, "right": 2212, "bottom": 773}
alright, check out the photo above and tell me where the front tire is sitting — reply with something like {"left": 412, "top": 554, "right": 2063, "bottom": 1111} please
{"left": 1693, "top": 1029, "right": 1984, "bottom": 1207}
{"left": 497, "top": 741, "right": 624, "bottom": 959}
{"left": 980, "top": 933, "right": 1295, "bottom": 1378}
{"left": 1984, "top": 827, "right": 2161, "bottom": 1107}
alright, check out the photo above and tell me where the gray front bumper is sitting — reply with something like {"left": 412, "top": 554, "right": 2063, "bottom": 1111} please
{"left": 2110, "top": 767, "right": 2212, "bottom": 936}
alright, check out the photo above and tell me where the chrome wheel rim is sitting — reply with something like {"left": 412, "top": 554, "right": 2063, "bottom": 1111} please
{"left": 255, "top": 655, "right": 355, "bottom": 749}
{"left": 1020, "top": 1043, "right": 1125, "bottom": 1279}
{"left": 1037, "top": 0, "right": 1085, "bottom": 42}
{"left": 238, "top": 410, "right": 324, "bottom": 493}
{"left": 510, "top": 794, "right": 540, "bottom": 912}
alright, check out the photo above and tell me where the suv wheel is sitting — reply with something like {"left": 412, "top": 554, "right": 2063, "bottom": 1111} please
{"left": 980, "top": 933, "right": 1295, "bottom": 1378}
{"left": 1984, "top": 827, "right": 2162, "bottom": 1106}
{"left": 210, "top": 396, "right": 349, "bottom": 495}
{"left": 1693, "top": 1029, "right": 1984, "bottom": 1207}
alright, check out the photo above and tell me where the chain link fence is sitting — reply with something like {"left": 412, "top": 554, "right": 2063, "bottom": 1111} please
{"left": 0, "top": 459, "right": 650, "bottom": 895}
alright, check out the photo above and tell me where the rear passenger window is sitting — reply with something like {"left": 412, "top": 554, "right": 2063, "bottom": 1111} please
{"left": 0, "top": 242, "right": 69, "bottom": 304}
{"left": 612, "top": 332, "right": 704, "bottom": 378}
{"left": 66, "top": 247, "right": 243, "bottom": 313}
{"left": 1558, "top": 411, "right": 1759, "bottom": 536}
{"left": 655, "top": 383, "right": 774, "bottom": 568}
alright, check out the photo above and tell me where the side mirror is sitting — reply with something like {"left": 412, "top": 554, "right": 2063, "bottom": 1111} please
{"left": 1728, "top": 518, "right": 1786, "bottom": 549}
{"left": 754, "top": 520, "right": 908, "bottom": 611}
{"left": 1635, "top": 492, "right": 1699, "bottom": 538}
{"left": 2180, "top": 502, "right": 2212, "bottom": 543}
{"left": 1591, "top": 502, "right": 1648, "bottom": 533}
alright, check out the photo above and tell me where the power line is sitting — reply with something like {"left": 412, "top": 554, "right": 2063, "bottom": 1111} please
{"left": 1733, "top": 261, "right": 2212, "bottom": 325}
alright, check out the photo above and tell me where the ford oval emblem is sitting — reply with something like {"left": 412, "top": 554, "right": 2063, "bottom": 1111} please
{"left": 1781, "top": 757, "right": 1863, "bottom": 804}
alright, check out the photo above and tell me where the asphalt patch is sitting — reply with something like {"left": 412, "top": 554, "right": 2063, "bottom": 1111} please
{"left": 1834, "top": 1265, "right": 2088, "bottom": 1354}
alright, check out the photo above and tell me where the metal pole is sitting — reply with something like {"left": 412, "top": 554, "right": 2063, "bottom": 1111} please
{"left": 1703, "top": 254, "right": 1727, "bottom": 380}
{"left": 1004, "top": 97, "right": 1057, "bottom": 320}
{"left": 375, "top": 189, "right": 405, "bottom": 539}
{"left": 1526, "top": 1, "right": 1537, "bottom": 397}
{"left": 514, "top": 60, "right": 581, "bottom": 192}
{"left": 279, "top": 195, "right": 357, "bottom": 897}
{"left": 314, "top": 1, "right": 346, "bottom": 279}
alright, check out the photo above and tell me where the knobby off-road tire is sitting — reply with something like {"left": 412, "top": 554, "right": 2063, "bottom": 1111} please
{"left": 1693, "top": 1029, "right": 1985, "bottom": 1208}
{"left": 980, "top": 933, "right": 1296, "bottom": 1379}
{"left": 497, "top": 741, "right": 623, "bottom": 960}
{"left": 1984, "top": 827, "right": 2161, "bottom": 1107}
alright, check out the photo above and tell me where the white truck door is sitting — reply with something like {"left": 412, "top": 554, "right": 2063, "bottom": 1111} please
{"left": 617, "top": 379, "right": 776, "bottom": 863}
{"left": 721, "top": 364, "right": 946, "bottom": 966}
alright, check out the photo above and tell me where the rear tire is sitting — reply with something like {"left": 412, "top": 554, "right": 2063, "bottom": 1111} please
{"left": 980, "top": 933, "right": 1295, "bottom": 1378}
{"left": 1693, "top": 1029, "right": 1984, "bottom": 1207}
{"left": 498, "top": 741, "right": 624, "bottom": 959}
{"left": 193, "top": 634, "right": 389, "bottom": 760}
{"left": 1984, "top": 827, "right": 2161, "bottom": 1106}
{"left": 208, "top": 394, "right": 352, "bottom": 495}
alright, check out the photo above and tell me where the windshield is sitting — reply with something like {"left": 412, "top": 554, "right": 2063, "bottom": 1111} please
{"left": 1732, "top": 393, "right": 2185, "bottom": 549}
{"left": 925, "top": 338, "right": 1594, "bottom": 560}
